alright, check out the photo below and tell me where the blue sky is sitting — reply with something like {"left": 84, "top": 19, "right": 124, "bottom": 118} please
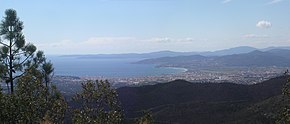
{"left": 0, "top": 0, "right": 289, "bottom": 54}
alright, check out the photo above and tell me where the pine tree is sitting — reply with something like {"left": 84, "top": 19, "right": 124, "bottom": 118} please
{"left": 73, "top": 80, "right": 123, "bottom": 124}
{"left": 0, "top": 9, "right": 67, "bottom": 123}
{"left": 0, "top": 9, "right": 46, "bottom": 93}
{"left": 0, "top": 73, "right": 67, "bottom": 123}
{"left": 136, "top": 111, "right": 154, "bottom": 124}
{"left": 276, "top": 75, "right": 290, "bottom": 123}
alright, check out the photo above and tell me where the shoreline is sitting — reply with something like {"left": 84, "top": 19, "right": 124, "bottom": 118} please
{"left": 161, "top": 66, "right": 188, "bottom": 73}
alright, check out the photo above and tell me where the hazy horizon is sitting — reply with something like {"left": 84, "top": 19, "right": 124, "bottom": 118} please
{"left": 42, "top": 45, "right": 289, "bottom": 56}
{"left": 1, "top": 0, "right": 289, "bottom": 54}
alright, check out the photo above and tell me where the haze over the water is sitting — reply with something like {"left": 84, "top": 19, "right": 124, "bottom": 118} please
{"left": 0, "top": 0, "right": 289, "bottom": 55}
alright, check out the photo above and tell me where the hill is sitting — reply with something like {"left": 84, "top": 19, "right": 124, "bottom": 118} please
{"left": 133, "top": 55, "right": 206, "bottom": 65}
{"left": 214, "top": 50, "right": 290, "bottom": 67}
{"left": 61, "top": 46, "right": 260, "bottom": 59}
{"left": 136, "top": 49, "right": 290, "bottom": 67}
{"left": 61, "top": 51, "right": 198, "bottom": 59}
{"left": 199, "top": 46, "right": 257, "bottom": 56}
{"left": 117, "top": 76, "right": 289, "bottom": 123}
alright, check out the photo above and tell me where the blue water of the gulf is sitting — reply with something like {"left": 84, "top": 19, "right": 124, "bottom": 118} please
{"left": 47, "top": 56, "right": 186, "bottom": 78}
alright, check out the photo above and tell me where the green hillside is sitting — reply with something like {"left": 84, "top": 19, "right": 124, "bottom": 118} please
{"left": 118, "top": 76, "right": 289, "bottom": 123}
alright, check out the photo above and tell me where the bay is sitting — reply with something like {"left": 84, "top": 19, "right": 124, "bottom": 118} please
{"left": 47, "top": 56, "right": 186, "bottom": 78}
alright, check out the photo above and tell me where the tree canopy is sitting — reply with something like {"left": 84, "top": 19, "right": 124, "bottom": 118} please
{"left": 72, "top": 80, "right": 123, "bottom": 124}
{"left": 0, "top": 9, "right": 50, "bottom": 94}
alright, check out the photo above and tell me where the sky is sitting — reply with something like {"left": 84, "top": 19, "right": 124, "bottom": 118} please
{"left": 0, "top": 0, "right": 289, "bottom": 55}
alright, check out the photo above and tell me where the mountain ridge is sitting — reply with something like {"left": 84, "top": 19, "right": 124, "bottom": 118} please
{"left": 60, "top": 46, "right": 290, "bottom": 59}
{"left": 136, "top": 49, "right": 290, "bottom": 67}
{"left": 118, "top": 76, "right": 289, "bottom": 123}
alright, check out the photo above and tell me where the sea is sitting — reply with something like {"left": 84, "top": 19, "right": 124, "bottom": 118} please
{"left": 47, "top": 55, "right": 186, "bottom": 78}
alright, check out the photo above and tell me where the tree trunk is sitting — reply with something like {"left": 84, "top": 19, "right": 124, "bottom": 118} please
{"left": 9, "top": 38, "right": 13, "bottom": 94}
{"left": 6, "top": 82, "right": 9, "bottom": 94}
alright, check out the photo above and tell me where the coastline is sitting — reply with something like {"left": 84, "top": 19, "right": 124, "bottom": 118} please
{"left": 162, "top": 67, "right": 188, "bottom": 73}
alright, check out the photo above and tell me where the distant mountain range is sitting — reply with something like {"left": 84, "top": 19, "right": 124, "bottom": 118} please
{"left": 198, "top": 46, "right": 258, "bottom": 56}
{"left": 118, "top": 76, "right": 289, "bottom": 124}
{"left": 136, "top": 48, "right": 290, "bottom": 67}
{"left": 62, "top": 46, "right": 290, "bottom": 59}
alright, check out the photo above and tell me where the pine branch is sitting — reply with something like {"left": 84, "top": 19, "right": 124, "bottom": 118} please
{"left": 12, "top": 53, "right": 33, "bottom": 68}
{"left": 0, "top": 41, "right": 9, "bottom": 47}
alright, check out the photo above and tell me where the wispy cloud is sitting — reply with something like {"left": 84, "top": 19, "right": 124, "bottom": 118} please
{"left": 243, "top": 34, "right": 269, "bottom": 38}
{"left": 267, "top": 0, "right": 283, "bottom": 5}
{"left": 221, "top": 0, "right": 232, "bottom": 4}
{"left": 36, "top": 37, "right": 206, "bottom": 54}
{"left": 256, "top": 20, "right": 272, "bottom": 29}
{"left": 146, "top": 37, "right": 204, "bottom": 43}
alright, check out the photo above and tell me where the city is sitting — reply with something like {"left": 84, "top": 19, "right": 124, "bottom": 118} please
{"left": 53, "top": 66, "right": 288, "bottom": 90}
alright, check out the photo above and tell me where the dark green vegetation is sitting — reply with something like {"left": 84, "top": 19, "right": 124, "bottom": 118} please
{"left": 136, "top": 111, "right": 154, "bottom": 124}
{"left": 276, "top": 76, "right": 290, "bottom": 123}
{"left": 118, "top": 76, "right": 290, "bottom": 124}
{"left": 72, "top": 80, "right": 123, "bottom": 124}
{"left": 2, "top": 73, "right": 289, "bottom": 123}
{"left": 0, "top": 74, "right": 67, "bottom": 123}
